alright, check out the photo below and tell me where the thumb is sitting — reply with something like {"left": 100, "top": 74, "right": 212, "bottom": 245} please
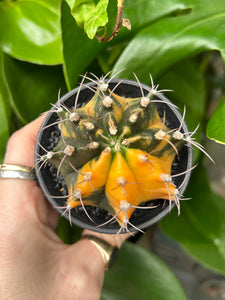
{"left": 58, "top": 229, "right": 130, "bottom": 299}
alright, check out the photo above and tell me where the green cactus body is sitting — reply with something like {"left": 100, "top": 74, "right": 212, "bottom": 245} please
{"left": 42, "top": 77, "right": 187, "bottom": 230}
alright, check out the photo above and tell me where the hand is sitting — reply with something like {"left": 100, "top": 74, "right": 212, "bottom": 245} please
{"left": 0, "top": 115, "right": 128, "bottom": 300}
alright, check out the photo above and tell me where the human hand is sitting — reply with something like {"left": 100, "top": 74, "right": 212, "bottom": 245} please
{"left": 0, "top": 115, "right": 129, "bottom": 300}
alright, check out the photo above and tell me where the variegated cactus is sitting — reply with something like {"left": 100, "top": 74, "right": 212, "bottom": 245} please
{"left": 36, "top": 74, "right": 212, "bottom": 233}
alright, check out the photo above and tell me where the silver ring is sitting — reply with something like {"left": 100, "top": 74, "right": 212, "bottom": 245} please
{"left": 0, "top": 164, "right": 36, "bottom": 181}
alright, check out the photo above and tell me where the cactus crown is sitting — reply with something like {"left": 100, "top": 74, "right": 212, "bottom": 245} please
{"left": 36, "top": 74, "right": 201, "bottom": 234}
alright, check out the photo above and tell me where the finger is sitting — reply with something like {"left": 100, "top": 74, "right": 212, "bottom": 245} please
{"left": 61, "top": 238, "right": 105, "bottom": 299}
{"left": 0, "top": 179, "right": 59, "bottom": 232}
{"left": 60, "top": 229, "right": 130, "bottom": 298}
{"left": 2, "top": 113, "right": 60, "bottom": 230}
{"left": 31, "top": 184, "right": 59, "bottom": 231}
{"left": 4, "top": 113, "right": 46, "bottom": 167}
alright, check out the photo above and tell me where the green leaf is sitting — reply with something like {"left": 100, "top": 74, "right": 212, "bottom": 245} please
{"left": 67, "top": 0, "right": 109, "bottom": 39}
{"left": 0, "top": 94, "right": 9, "bottom": 163}
{"left": 61, "top": 0, "right": 104, "bottom": 89}
{"left": 0, "top": 51, "right": 11, "bottom": 162}
{"left": 121, "top": 0, "right": 192, "bottom": 39}
{"left": 70, "top": 0, "right": 95, "bottom": 27}
{"left": 102, "top": 242, "right": 187, "bottom": 300}
{"left": 206, "top": 98, "right": 225, "bottom": 144}
{"left": 158, "top": 58, "right": 206, "bottom": 163}
{"left": 57, "top": 218, "right": 82, "bottom": 244}
{"left": 3, "top": 55, "right": 67, "bottom": 123}
{"left": 161, "top": 164, "right": 225, "bottom": 275}
{"left": 112, "top": 0, "right": 225, "bottom": 82}
{"left": 0, "top": 52, "right": 11, "bottom": 119}
{"left": 0, "top": 0, "right": 62, "bottom": 65}
{"left": 159, "top": 59, "right": 206, "bottom": 123}
{"left": 84, "top": 0, "right": 109, "bottom": 39}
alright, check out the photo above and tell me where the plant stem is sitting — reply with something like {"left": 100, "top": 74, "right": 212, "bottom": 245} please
{"left": 95, "top": 0, "right": 125, "bottom": 42}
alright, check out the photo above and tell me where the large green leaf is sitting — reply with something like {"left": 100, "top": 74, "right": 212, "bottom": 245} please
{"left": 112, "top": 0, "right": 225, "bottom": 81}
{"left": 0, "top": 51, "right": 11, "bottom": 162}
{"left": 0, "top": 0, "right": 62, "bottom": 65}
{"left": 3, "top": 55, "right": 67, "bottom": 123}
{"left": 120, "top": 0, "right": 191, "bottom": 40}
{"left": 0, "top": 52, "right": 11, "bottom": 119}
{"left": 161, "top": 164, "right": 225, "bottom": 275}
{"left": 206, "top": 98, "right": 225, "bottom": 144}
{"left": 158, "top": 59, "right": 206, "bottom": 124}
{"left": 61, "top": 0, "right": 104, "bottom": 90}
{"left": 0, "top": 94, "right": 9, "bottom": 162}
{"left": 102, "top": 242, "right": 186, "bottom": 300}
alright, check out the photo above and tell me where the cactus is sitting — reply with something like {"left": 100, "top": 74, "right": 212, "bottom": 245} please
{"left": 36, "top": 73, "right": 213, "bottom": 233}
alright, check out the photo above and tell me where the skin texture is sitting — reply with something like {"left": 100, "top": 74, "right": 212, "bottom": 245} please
{"left": 0, "top": 115, "right": 129, "bottom": 300}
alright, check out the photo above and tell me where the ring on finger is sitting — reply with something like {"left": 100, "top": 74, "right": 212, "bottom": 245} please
{"left": 0, "top": 164, "right": 36, "bottom": 181}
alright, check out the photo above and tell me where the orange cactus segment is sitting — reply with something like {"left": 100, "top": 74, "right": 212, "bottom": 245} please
{"left": 66, "top": 147, "right": 111, "bottom": 208}
{"left": 125, "top": 148, "right": 176, "bottom": 202}
{"left": 105, "top": 151, "right": 143, "bottom": 224}
{"left": 75, "top": 147, "right": 112, "bottom": 197}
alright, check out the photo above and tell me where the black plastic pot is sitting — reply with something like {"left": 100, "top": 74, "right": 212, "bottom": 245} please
{"left": 35, "top": 79, "right": 192, "bottom": 234}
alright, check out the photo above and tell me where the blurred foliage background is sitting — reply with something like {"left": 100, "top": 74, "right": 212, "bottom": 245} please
{"left": 0, "top": 0, "right": 224, "bottom": 299}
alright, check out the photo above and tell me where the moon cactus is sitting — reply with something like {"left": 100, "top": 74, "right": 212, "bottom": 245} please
{"left": 35, "top": 73, "right": 212, "bottom": 234}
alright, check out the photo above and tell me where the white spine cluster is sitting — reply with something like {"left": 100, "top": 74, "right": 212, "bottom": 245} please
{"left": 46, "top": 151, "right": 54, "bottom": 160}
{"left": 64, "top": 145, "right": 75, "bottom": 156}
{"left": 84, "top": 171, "right": 92, "bottom": 182}
{"left": 84, "top": 121, "right": 95, "bottom": 130}
{"left": 160, "top": 173, "right": 172, "bottom": 182}
{"left": 116, "top": 176, "right": 127, "bottom": 186}
{"left": 109, "top": 125, "right": 118, "bottom": 135}
{"left": 129, "top": 113, "right": 138, "bottom": 123}
{"left": 103, "top": 96, "right": 113, "bottom": 108}
{"left": 115, "top": 143, "right": 120, "bottom": 151}
{"left": 74, "top": 188, "right": 82, "bottom": 198}
{"left": 120, "top": 200, "right": 131, "bottom": 211}
{"left": 103, "top": 146, "right": 111, "bottom": 154}
{"left": 99, "top": 81, "right": 108, "bottom": 92}
{"left": 121, "top": 139, "right": 129, "bottom": 146}
{"left": 69, "top": 112, "right": 80, "bottom": 122}
{"left": 173, "top": 130, "right": 183, "bottom": 140}
{"left": 138, "top": 154, "right": 149, "bottom": 163}
{"left": 140, "top": 97, "right": 150, "bottom": 107}
{"left": 88, "top": 141, "right": 99, "bottom": 149}
{"left": 155, "top": 130, "right": 166, "bottom": 140}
